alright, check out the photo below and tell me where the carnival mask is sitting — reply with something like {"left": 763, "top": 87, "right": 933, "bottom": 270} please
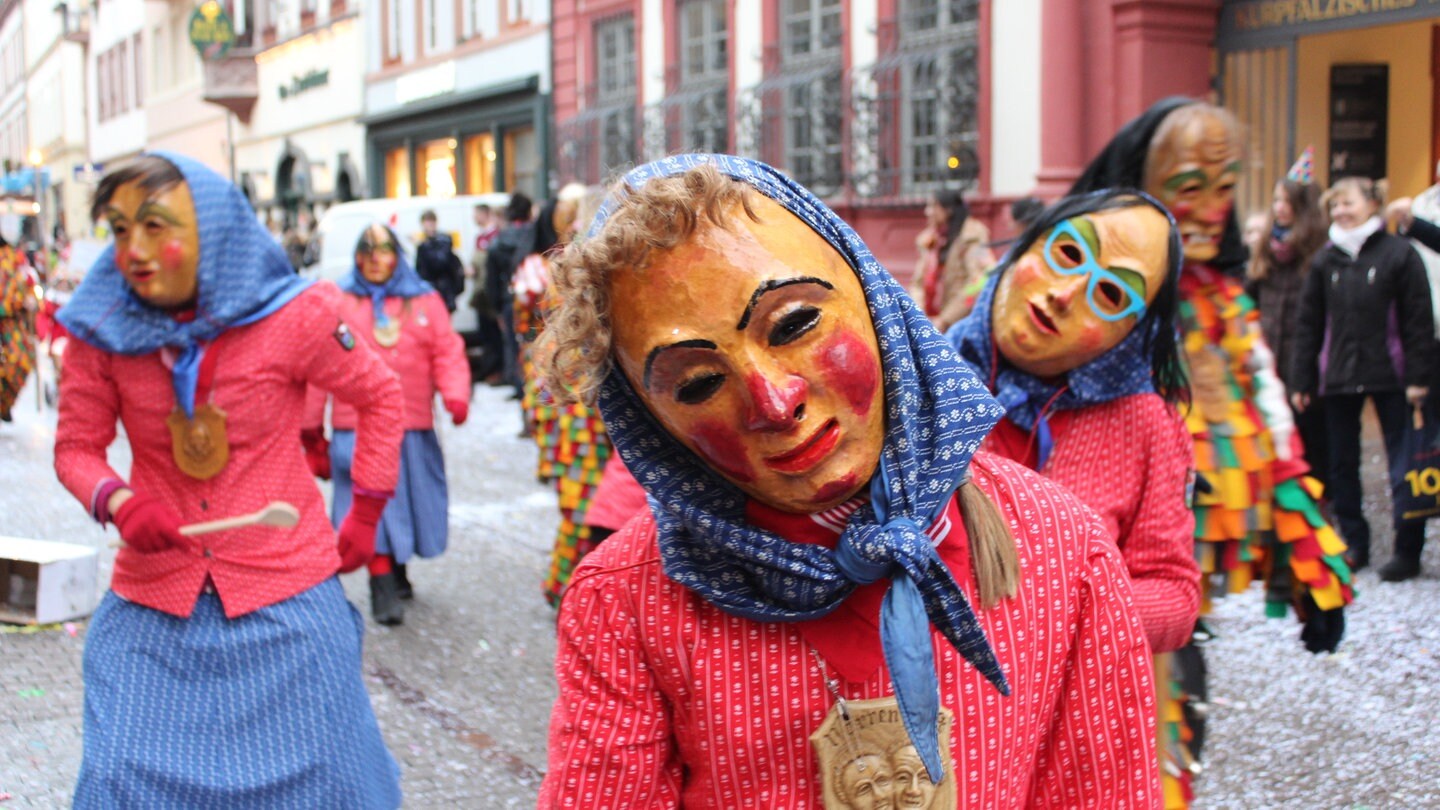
{"left": 356, "top": 224, "right": 399, "bottom": 284}
{"left": 992, "top": 204, "right": 1171, "bottom": 378}
{"left": 105, "top": 179, "right": 200, "bottom": 310}
{"left": 1144, "top": 109, "right": 1242, "bottom": 263}
{"left": 609, "top": 196, "right": 886, "bottom": 514}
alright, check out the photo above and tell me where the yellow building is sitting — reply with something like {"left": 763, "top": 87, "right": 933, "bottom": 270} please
{"left": 1217, "top": 0, "right": 1440, "bottom": 218}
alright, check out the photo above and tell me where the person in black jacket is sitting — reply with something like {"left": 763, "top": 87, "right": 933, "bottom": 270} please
{"left": 1292, "top": 176, "right": 1437, "bottom": 581}
{"left": 484, "top": 193, "right": 534, "bottom": 398}
{"left": 415, "top": 210, "right": 464, "bottom": 312}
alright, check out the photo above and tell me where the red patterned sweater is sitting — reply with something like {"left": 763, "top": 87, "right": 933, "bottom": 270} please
{"left": 983, "top": 393, "right": 1200, "bottom": 654}
{"left": 54, "top": 285, "right": 404, "bottom": 618}
{"left": 540, "top": 453, "right": 1160, "bottom": 808}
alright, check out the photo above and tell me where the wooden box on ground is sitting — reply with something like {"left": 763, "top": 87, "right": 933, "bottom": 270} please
{"left": 0, "top": 536, "right": 99, "bottom": 625}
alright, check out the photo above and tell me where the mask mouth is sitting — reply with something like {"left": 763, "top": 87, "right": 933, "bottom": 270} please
{"left": 765, "top": 418, "right": 841, "bottom": 474}
{"left": 1026, "top": 301, "right": 1060, "bottom": 336}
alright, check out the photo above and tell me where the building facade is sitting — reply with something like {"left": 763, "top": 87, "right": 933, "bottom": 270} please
{"left": 233, "top": 0, "right": 366, "bottom": 227}
{"left": 1216, "top": 0, "right": 1440, "bottom": 218}
{"left": 1, "top": 0, "right": 27, "bottom": 175}
{"left": 362, "top": 0, "right": 551, "bottom": 201}
{"left": 86, "top": 0, "right": 146, "bottom": 168}
{"left": 549, "top": 0, "right": 1222, "bottom": 275}
{"left": 24, "top": 0, "right": 90, "bottom": 240}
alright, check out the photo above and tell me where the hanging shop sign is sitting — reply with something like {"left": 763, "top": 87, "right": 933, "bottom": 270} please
{"left": 1328, "top": 64, "right": 1388, "bottom": 182}
{"left": 189, "top": 0, "right": 237, "bottom": 61}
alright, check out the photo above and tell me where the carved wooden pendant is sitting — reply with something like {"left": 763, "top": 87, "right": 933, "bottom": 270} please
{"left": 810, "top": 696, "right": 956, "bottom": 809}
{"left": 373, "top": 321, "right": 401, "bottom": 347}
{"left": 166, "top": 403, "right": 230, "bottom": 480}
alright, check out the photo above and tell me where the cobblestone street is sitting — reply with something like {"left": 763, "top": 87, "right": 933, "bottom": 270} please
{"left": 3, "top": 375, "right": 1440, "bottom": 808}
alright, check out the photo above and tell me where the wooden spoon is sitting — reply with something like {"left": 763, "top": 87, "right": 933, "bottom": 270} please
{"left": 110, "top": 501, "right": 301, "bottom": 548}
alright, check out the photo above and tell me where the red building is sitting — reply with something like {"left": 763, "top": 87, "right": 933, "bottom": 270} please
{"left": 550, "top": 0, "right": 1220, "bottom": 278}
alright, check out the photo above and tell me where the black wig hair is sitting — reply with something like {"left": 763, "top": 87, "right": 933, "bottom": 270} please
{"left": 1069, "top": 96, "right": 1248, "bottom": 278}
{"left": 90, "top": 155, "right": 185, "bottom": 222}
{"left": 934, "top": 188, "right": 970, "bottom": 265}
{"left": 998, "top": 188, "right": 1189, "bottom": 405}
{"left": 527, "top": 199, "right": 562, "bottom": 259}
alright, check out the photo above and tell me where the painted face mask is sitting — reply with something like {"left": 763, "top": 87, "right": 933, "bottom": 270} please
{"left": 609, "top": 195, "right": 886, "bottom": 514}
{"left": 356, "top": 224, "right": 399, "bottom": 285}
{"left": 104, "top": 179, "right": 200, "bottom": 310}
{"left": 1144, "top": 110, "right": 1242, "bottom": 263}
{"left": 992, "top": 204, "right": 1172, "bottom": 378}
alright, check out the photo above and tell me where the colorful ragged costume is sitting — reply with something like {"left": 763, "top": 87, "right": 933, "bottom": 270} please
{"left": 0, "top": 242, "right": 34, "bottom": 420}
{"left": 511, "top": 203, "right": 615, "bottom": 605}
{"left": 1179, "top": 265, "right": 1353, "bottom": 622}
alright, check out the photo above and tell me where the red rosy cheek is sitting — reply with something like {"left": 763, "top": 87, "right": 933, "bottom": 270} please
{"left": 1010, "top": 260, "right": 1044, "bottom": 287}
{"left": 691, "top": 419, "right": 756, "bottom": 483}
{"left": 160, "top": 240, "right": 187, "bottom": 271}
{"left": 818, "top": 331, "right": 880, "bottom": 418}
{"left": 1076, "top": 322, "right": 1106, "bottom": 352}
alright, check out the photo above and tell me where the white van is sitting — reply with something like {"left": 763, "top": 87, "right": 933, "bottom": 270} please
{"left": 308, "top": 193, "right": 511, "bottom": 349}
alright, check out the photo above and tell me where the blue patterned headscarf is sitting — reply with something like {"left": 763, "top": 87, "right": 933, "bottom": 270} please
{"left": 947, "top": 190, "right": 1181, "bottom": 469}
{"left": 59, "top": 152, "right": 311, "bottom": 417}
{"left": 338, "top": 223, "right": 433, "bottom": 330}
{"left": 590, "top": 154, "right": 1007, "bottom": 783}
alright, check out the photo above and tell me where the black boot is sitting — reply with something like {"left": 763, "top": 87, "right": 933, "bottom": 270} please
{"left": 394, "top": 563, "right": 413, "bottom": 600}
{"left": 369, "top": 573, "right": 405, "bottom": 625}
{"left": 1379, "top": 525, "right": 1425, "bottom": 582}
{"left": 1346, "top": 543, "right": 1370, "bottom": 573}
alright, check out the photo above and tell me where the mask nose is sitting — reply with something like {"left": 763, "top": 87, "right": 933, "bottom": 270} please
{"left": 743, "top": 370, "right": 808, "bottom": 432}
{"left": 1048, "top": 274, "right": 1086, "bottom": 312}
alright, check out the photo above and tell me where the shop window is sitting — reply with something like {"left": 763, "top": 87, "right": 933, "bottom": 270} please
{"left": 503, "top": 126, "right": 539, "bottom": 198}
{"left": 385, "top": 147, "right": 411, "bottom": 198}
{"left": 415, "top": 138, "right": 457, "bottom": 198}
{"left": 463, "top": 133, "right": 497, "bottom": 194}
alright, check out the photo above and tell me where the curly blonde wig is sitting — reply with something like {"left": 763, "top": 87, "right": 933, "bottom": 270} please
{"left": 538, "top": 163, "right": 759, "bottom": 403}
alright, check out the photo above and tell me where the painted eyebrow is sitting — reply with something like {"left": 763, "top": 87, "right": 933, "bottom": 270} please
{"left": 643, "top": 338, "right": 719, "bottom": 390}
{"left": 1073, "top": 216, "right": 1101, "bottom": 255}
{"left": 1162, "top": 169, "right": 1210, "bottom": 192}
{"left": 135, "top": 200, "right": 184, "bottom": 226}
{"left": 736, "top": 276, "right": 835, "bottom": 330}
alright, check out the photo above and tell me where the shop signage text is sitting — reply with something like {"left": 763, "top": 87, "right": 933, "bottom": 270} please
{"left": 1230, "top": 0, "right": 1430, "bottom": 32}
{"left": 279, "top": 69, "right": 330, "bottom": 100}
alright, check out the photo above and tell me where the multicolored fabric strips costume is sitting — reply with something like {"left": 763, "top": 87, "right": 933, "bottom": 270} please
{"left": 0, "top": 245, "right": 34, "bottom": 420}
{"left": 513, "top": 251, "right": 614, "bottom": 605}
{"left": 1179, "top": 266, "right": 1353, "bottom": 617}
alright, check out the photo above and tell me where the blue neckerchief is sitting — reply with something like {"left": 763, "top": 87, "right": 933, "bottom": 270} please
{"left": 947, "top": 245, "right": 1160, "bottom": 470}
{"left": 591, "top": 155, "right": 1007, "bottom": 783}
{"left": 58, "top": 151, "right": 312, "bottom": 418}
{"left": 338, "top": 243, "right": 433, "bottom": 329}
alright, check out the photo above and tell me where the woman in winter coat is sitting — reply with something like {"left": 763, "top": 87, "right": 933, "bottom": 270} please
{"left": 908, "top": 189, "right": 996, "bottom": 332}
{"left": 1247, "top": 176, "right": 1330, "bottom": 485}
{"left": 1292, "top": 176, "right": 1438, "bottom": 581}
{"left": 307, "top": 223, "right": 471, "bottom": 625}
{"left": 54, "top": 154, "right": 405, "bottom": 808}
{"left": 537, "top": 155, "right": 1160, "bottom": 808}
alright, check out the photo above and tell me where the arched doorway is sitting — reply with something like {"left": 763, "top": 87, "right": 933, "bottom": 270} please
{"left": 274, "top": 141, "right": 313, "bottom": 229}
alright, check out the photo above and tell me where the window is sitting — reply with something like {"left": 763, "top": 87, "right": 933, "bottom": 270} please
{"left": 782, "top": 0, "right": 841, "bottom": 61}
{"left": 897, "top": 0, "right": 979, "bottom": 192}
{"left": 594, "top": 15, "right": 637, "bottom": 172}
{"left": 777, "top": 0, "right": 842, "bottom": 193}
{"left": 132, "top": 33, "right": 143, "bottom": 108}
{"left": 384, "top": 0, "right": 402, "bottom": 63}
{"left": 463, "top": 133, "right": 496, "bottom": 194}
{"left": 672, "top": 0, "right": 727, "bottom": 153}
{"left": 385, "top": 147, "right": 411, "bottom": 198}
{"left": 501, "top": 0, "right": 530, "bottom": 29}
{"left": 415, "top": 138, "right": 457, "bottom": 197}
{"left": 424, "top": 0, "right": 438, "bottom": 53}
{"left": 504, "top": 126, "right": 538, "bottom": 197}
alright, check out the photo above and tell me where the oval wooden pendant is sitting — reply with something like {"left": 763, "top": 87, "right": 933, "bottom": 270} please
{"left": 374, "top": 321, "right": 401, "bottom": 347}
{"left": 166, "top": 403, "right": 230, "bottom": 480}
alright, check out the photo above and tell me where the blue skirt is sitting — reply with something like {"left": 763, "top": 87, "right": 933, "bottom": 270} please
{"left": 331, "top": 429, "right": 449, "bottom": 564}
{"left": 74, "top": 578, "right": 401, "bottom": 809}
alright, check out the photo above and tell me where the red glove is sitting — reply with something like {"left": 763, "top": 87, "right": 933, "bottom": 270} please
{"left": 301, "top": 428, "right": 331, "bottom": 480}
{"left": 444, "top": 398, "right": 469, "bottom": 426}
{"left": 337, "top": 493, "right": 387, "bottom": 573}
{"left": 114, "top": 493, "right": 186, "bottom": 554}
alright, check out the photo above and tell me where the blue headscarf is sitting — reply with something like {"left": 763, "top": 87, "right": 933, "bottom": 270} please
{"left": 948, "top": 190, "right": 1180, "bottom": 469}
{"left": 338, "top": 223, "right": 433, "bottom": 329}
{"left": 59, "top": 152, "right": 311, "bottom": 418}
{"left": 590, "top": 155, "right": 1007, "bottom": 783}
